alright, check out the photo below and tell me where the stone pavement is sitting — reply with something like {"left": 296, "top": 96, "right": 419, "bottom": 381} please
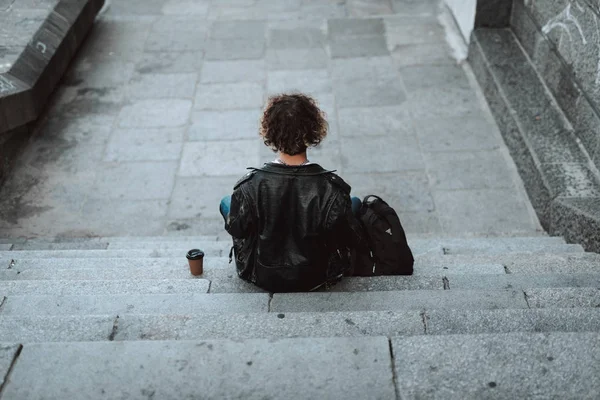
{"left": 0, "top": 0, "right": 542, "bottom": 238}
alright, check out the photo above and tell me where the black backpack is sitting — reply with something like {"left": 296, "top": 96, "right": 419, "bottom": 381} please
{"left": 353, "top": 195, "right": 414, "bottom": 276}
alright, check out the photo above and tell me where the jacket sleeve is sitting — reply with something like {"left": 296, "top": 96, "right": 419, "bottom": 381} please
{"left": 325, "top": 192, "right": 366, "bottom": 251}
{"left": 225, "top": 186, "right": 253, "bottom": 239}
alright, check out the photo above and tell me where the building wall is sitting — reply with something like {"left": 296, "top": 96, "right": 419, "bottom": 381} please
{"left": 445, "top": 0, "right": 477, "bottom": 43}
{"left": 511, "top": 0, "right": 600, "bottom": 170}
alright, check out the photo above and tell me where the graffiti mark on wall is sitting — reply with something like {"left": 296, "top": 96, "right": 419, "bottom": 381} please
{"left": 542, "top": 1, "right": 600, "bottom": 86}
{"left": 542, "top": 3, "right": 587, "bottom": 44}
{"left": 0, "top": 75, "right": 16, "bottom": 93}
{"left": 35, "top": 41, "right": 47, "bottom": 54}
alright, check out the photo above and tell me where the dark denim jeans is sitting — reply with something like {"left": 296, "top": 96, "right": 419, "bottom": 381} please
{"left": 219, "top": 195, "right": 361, "bottom": 221}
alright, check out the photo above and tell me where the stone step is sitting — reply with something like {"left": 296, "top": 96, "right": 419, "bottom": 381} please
{"left": 0, "top": 245, "right": 232, "bottom": 260}
{"left": 2, "top": 236, "right": 570, "bottom": 254}
{"left": 0, "top": 293, "right": 270, "bottom": 316}
{"left": 8, "top": 236, "right": 224, "bottom": 251}
{"left": 1, "top": 267, "right": 599, "bottom": 293}
{"left": 0, "top": 337, "right": 397, "bottom": 399}
{"left": 271, "top": 288, "right": 600, "bottom": 312}
{"left": 0, "top": 243, "right": 584, "bottom": 262}
{"left": 391, "top": 332, "right": 600, "bottom": 398}
{"left": 1, "top": 308, "right": 600, "bottom": 343}
{"left": 2, "top": 333, "right": 599, "bottom": 399}
{"left": 418, "top": 252, "right": 600, "bottom": 274}
{"left": 0, "top": 279, "right": 210, "bottom": 295}
{"left": 1, "top": 256, "right": 507, "bottom": 276}
{"left": 6, "top": 251, "right": 599, "bottom": 276}
{"left": 4, "top": 289, "right": 576, "bottom": 316}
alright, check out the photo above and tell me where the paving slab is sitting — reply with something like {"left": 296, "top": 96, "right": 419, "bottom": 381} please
{"left": 425, "top": 308, "right": 600, "bottom": 335}
{"left": 414, "top": 115, "right": 502, "bottom": 152}
{"left": 424, "top": 150, "right": 517, "bottom": 190}
{"left": 1, "top": 337, "right": 395, "bottom": 400}
{"left": 0, "top": 279, "right": 210, "bottom": 295}
{"left": 1, "top": 293, "right": 269, "bottom": 316}
{"left": 200, "top": 60, "right": 265, "bottom": 83}
{"left": 188, "top": 109, "right": 260, "bottom": 141}
{"left": 0, "top": 343, "right": 20, "bottom": 389}
{"left": 392, "top": 332, "right": 600, "bottom": 399}
{"left": 117, "top": 99, "right": 192, "bottom": 128}
{"left": 194, "top": 82, "right": 265, "bottom": 110}
{"left": 0, "top": 316, "right": 114, "bottom": 343}
{"left": 271, "top": 289, "right": 528, "bottom": 312}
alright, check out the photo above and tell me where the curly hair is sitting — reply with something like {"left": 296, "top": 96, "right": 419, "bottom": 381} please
{"left": 260, "top": 93, "right": 328, "bottom": 156}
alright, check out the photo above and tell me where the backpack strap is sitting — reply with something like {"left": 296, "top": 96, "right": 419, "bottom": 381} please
{"left": 363, "top": 195, "right": 385, "bottom": 204}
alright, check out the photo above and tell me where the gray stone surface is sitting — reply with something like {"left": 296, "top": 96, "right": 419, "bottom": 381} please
{"left": 115, "top": 311, "right": 424, "bottom": 341}
{"left": 345, "top": 172, "right": 434, "bottom": 212}
{"left": 0, "top": 245, "right": 230, "bottom": 259}
{"left": 417, "top": 252, "right": 600, "bottom": 275}
{"left": 551, "top": 197, "right": 600, "bottom": 253}
{"left": 179, "top": 139, "right": 259, "bottom": 176}
{"left": 2, "top": 293, "right": 269, "bottom": 315}
{"left": 424, "top": 150, "right": 517, "bottom": 190}
{"left": 447, "top": 273, "right": 600, "bottom": 290}
{"left": 0, "top": 279, "right": 210, "bottom": 295}
{"left": 200, "top": 60, "right": 265, "bottom": 83}
{"left": 0, "top": 316, "right": 114, "bottom": 342}
{"left": 433, "top": 188, "right": 545, "bottom": 235}
{"left": 414, "top": 116, "right": 502, "bottom": 152}
{"left": 469, "top": 27, "right": 600, "bottom": 251}
{"left": 525, "top": 287, "right": 600, "bottom": 308}
{"left": 2, "top": 337, "right": 395, "bottom": 400}
{"left": 189, "top": 109, "right": 260, "bottom": 141}
{"left": 10, "top": 239, "right": 108, "bottom": 251}
{"left": 118, "top": 99, "right": 192, "bottom": 128}
{"left": 195, "top": 82, "right": 264, "bottom": 110}
{"left": 425, "top": 308, "right": 600, "bottom": 335}
{"left": 0, "top": 0, "right": 542, "bottom": 241}
{"left": 392, "top": 332, "right": 600, "bottom": 399}
{"left": 0, "top": 343, "right": 20, "bottom": 389}
{"left": 271, "top": 289, "right": 528, "bottom": 312}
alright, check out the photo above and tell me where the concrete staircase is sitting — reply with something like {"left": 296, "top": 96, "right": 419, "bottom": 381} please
{"left": 1, "top": 235, "right": 599, "bottom": 398}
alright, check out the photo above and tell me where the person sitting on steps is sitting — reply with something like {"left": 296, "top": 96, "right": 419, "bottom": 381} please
{"left": 219, "top": 93, "right": 365, "bottom": 293}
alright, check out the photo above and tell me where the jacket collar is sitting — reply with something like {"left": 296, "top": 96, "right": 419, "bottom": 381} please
{"left": 251, "top": 162, "right": 336, "bottom": 176}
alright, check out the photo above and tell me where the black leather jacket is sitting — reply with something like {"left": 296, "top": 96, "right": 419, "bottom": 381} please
{"left": 225, "top": 163, "right": 364, "bottom": 292}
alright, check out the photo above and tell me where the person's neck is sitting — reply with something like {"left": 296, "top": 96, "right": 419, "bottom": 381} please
{"left": 278, "top": 152, "right": 308, "bottom": 166}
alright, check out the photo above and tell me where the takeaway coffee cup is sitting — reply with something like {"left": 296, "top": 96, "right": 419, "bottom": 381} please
{"left": 186, "top": 249, "right": 204, "bottom": 276}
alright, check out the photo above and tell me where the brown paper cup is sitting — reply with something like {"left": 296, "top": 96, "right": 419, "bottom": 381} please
{"left": 186, "top": 249, "right": 204, "bottom": 276}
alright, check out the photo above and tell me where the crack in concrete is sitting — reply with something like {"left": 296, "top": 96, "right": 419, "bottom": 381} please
{"left": 0, "top": 296, "right": 6, "bottom": 314}
{"left": 523, "top": 291, "right": 531, "bottom": 308}
{"left": 267, "top": 293, "right": 273, "bottom": 312}
{"left": 503, "top": 265, "right": 512, "bottom": 274}
{"left": 108, "top": 315, "right": 120, "bottom": 341}
{"left": 442, "top": 276, "right": 450, "bottom": 290}
{"left": 387, "top": 339, "right": 401, "bottom": 400}
{"left": 0, "top": 344, "right": 23, "bottom": 397}
{"left": 419, "top": 310, "right": 429, "bottom": 334}
{"left": 7, "top": 260, "right": 15, "bottom": 270}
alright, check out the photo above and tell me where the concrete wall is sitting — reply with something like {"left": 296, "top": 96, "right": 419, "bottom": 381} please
{"left": 444, "top": 0, "right": 476, "bottom": 43}
{"left": 511, "top": 0, "right": 600, "bottom": 171}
